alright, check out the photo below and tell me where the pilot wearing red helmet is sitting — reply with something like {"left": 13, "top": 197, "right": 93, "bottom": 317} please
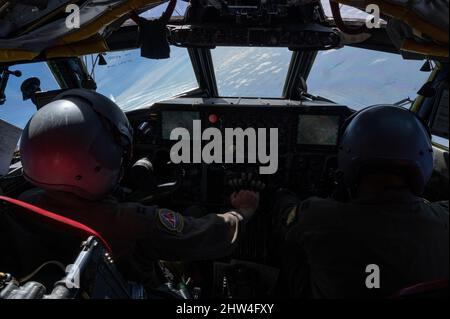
{"left": 18, "top": 89, "right": 259, "bottom": 288}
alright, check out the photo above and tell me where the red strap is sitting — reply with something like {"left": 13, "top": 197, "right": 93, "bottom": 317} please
{"left": 0, "top": 195, "right": 112, "bottom": 253}
{"left": 391, "top": 279, "right": 449, "bottom": 298}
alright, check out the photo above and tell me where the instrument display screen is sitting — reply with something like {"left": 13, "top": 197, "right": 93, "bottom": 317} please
{"left": 162, "top": 111, "right": 200, "bottom": 140}
{"left": 297, "top": 115, "right": 340, "bottom": 145}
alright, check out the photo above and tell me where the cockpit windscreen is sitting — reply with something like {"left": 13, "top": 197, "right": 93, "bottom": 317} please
{"left": 297, "top": 115, "right": 340, "bottom": 145}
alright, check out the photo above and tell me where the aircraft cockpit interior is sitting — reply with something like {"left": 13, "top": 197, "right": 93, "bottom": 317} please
{"left": 0, "top": 0, "right": 448, "bottom": 301}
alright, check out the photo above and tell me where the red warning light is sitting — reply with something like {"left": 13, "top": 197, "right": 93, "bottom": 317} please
{"left": 208, "top": 114, "right": 219, "bottom": 124}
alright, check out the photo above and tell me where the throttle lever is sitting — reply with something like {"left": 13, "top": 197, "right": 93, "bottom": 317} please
{"left": 227, "top": 172, "right": 266, "bottom": 193}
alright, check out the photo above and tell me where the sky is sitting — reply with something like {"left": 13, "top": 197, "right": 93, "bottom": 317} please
{"left": 0, "top": 62, "right": 58, "bottom": 128}
{"left": 0, "top": 1, "right": 377, "bottom": 128}
{"left": 0, "top": 1, "right": 446, "bottom": 146}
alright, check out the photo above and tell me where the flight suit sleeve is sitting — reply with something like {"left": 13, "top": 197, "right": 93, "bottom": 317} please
{"left": 276, "top": 197, "right": 344, "bottom": 297}
{"left": 135, "top": 206, "right": 241, "bottom": 262}
{"left": 278, "top": 198, "right": 318, "bottom": 298}
{"left": 427, "top": 200, "right": 449, "bottom": 227}
{"left": 285, "top": 197, "right": 344, "bottom": 247}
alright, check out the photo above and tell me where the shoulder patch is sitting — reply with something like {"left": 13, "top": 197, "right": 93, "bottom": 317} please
{"left": 158, "top": 208, "right": 184, "bottom": 233}
{"left": 286, "top": 206, "right": 299, "bottom": 227}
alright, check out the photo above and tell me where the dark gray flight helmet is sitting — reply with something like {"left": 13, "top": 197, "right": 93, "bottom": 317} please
{"left": 20, "top": 89, "right": 133, "bottom": 200}
{"left": 338, "top": 105, "right": 433, "bottom": 195}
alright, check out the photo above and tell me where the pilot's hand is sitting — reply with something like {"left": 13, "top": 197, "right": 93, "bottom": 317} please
{"left": 230, "top": 190, "right": 260, "bottom": 220}
{"left": 228, "top": 173, "right": 266, "bottom": 192}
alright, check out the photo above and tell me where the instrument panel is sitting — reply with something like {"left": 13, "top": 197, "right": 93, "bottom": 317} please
{"left": 126, "top": 98, "right": 352, "bottom": 262}
{"left": 159, "top": 110, "right": 341, "bottom": 146}
{"left": 297, "top": 114, "right": 340, "bottom": 146}
{"left": 127, "top": 98, "right": 353, "bottom": 206}
{"left": 161, "top": 111, "right": 200, "bottom": 140}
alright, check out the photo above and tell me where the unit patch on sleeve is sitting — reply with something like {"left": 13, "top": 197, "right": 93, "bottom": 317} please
{"left": 158, "top": 208, "right": 184, "bottom": 233}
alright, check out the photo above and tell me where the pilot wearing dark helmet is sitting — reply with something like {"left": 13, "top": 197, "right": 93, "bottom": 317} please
{"left": 273, "top": 105, "right": 449, "bottom": 298}
{"left": 18, "top": 89, "right": 259, "bottom": 288}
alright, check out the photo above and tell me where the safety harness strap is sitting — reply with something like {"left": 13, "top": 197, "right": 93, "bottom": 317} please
{"left": 0, "top": 195, "right": 112, "bottom": 253}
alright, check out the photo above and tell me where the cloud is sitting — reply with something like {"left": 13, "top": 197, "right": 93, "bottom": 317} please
{"left": 369, "top": 58, "right": 388, "bottom": 65}
{"left": 92, "top": 47, "right": 198, "bottom": 110}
